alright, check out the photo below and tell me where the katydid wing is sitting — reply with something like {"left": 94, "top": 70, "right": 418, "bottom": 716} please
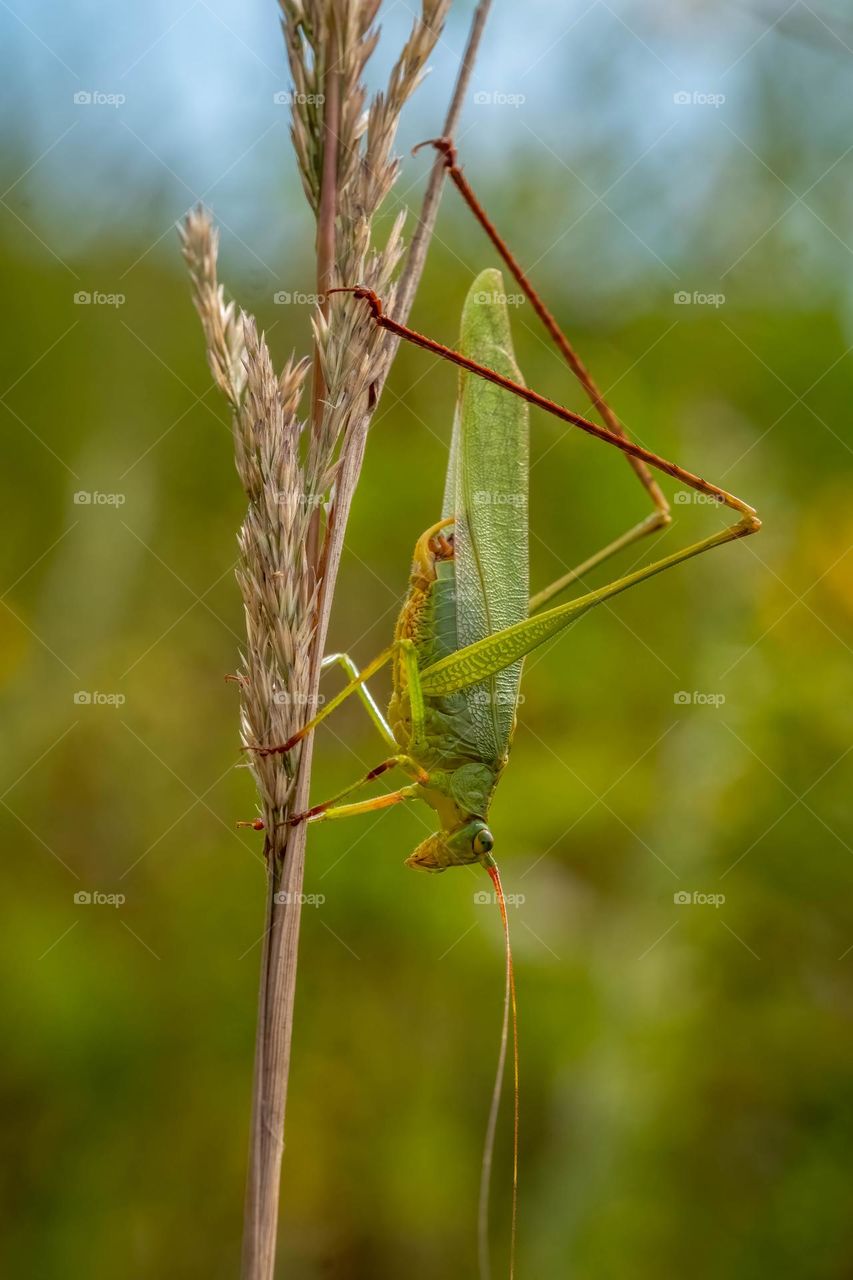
{"left": 442, "top": 267, "right": 529, "bottom": 767}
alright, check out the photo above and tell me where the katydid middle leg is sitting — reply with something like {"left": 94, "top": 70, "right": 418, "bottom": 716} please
{"left": 248, "top": 640, "right": 429, "bottom": 822}
{"left": 287, "top": 756, "right": 428, "bottom": 826}
{"left": 262, "top": 640, "right": 431, "bottom": 822}
{"left": 253, "top": 646, "right": 394, "bottom": 757}
{"left": 291, "top": 783, "right": 422, "bottom": 827}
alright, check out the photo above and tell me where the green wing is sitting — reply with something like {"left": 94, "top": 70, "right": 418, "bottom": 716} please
{"left": 440, "top": 268, "right": 529, "bottom": 764}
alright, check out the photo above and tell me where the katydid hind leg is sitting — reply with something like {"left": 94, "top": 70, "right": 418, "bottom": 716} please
{"left": 530, "top": 510, "right": 667, "bottom": 614}
{"left": 421, "top": 521, "right": 755, "bottom": 699}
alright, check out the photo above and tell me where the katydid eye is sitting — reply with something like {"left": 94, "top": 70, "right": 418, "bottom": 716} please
{"left": 473, "top": 828, "right": 494, "bottom": 856}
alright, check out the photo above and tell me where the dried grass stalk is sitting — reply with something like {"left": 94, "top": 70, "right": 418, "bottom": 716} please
{"left": 181, "top": 2, "right": 493, "bottom": 1276}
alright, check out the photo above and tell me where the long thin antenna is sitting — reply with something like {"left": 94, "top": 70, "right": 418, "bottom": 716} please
{"left": 327, "top": 287, "right": 758, "bottom": 524}
{"left": 413, "top": 136, "right": 669, "bottom": 521}
{"left": 479, "top": 860, "right": 519, "bottom": 1280}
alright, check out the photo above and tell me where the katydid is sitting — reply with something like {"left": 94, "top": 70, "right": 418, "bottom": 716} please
{"left": 254, "top": 294, "right": 759, "bottom": 861}
{"left": 244, "top": 143, "right": 760, "bottom": 1279}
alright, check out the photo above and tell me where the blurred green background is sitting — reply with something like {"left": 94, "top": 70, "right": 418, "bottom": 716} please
{"left": 3, "top": 2, "right": 853, "bottom": 1276}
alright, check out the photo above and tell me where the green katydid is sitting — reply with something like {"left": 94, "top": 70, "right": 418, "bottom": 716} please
{"left": 244, "top": 144, "right": 760, "bottom": 1279}
{"left": 253, "top": 280, "right": 759, "bottom": 866}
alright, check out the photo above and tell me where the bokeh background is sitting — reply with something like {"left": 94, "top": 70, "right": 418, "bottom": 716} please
{"left": 3, "top": 1, "right": 853, "bottom": 1276}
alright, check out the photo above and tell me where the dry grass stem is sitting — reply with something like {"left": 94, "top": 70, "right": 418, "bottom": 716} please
{"left": 181, "top": 2, "right": 493, "bottom": 1276}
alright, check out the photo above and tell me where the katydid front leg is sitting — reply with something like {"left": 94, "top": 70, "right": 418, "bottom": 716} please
{"left": 251, "top": 646, "right": 394, "bottom": 757}
{"left": 249, "top": 637, "right": 426, "bottom": 759}
{"left": 398, "top": 637, "right": 427, "bottom": 754}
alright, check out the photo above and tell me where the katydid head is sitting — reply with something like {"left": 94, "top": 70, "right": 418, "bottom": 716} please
{"left": 405, "top": 818, "right": 494, "bottom": 873}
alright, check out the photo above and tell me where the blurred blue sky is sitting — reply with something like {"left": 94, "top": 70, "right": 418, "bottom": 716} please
{"left": 3, "top": 0, "right": 853, "bottom": 312}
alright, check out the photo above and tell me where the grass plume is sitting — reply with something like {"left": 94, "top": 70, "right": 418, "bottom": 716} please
{"left": 181, "top": 2, "right": 493, "bottom": 1275}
